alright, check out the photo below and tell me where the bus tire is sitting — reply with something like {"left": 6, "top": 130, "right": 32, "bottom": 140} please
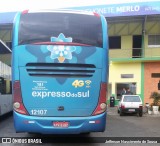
{"left": 82, "top": 132, "right": 90, "bottom": 135}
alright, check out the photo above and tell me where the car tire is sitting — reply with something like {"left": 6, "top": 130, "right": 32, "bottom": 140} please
{"left": 120, "top": 110, "right": 123, "bottom": 116}
{"left": 139, "top": 112, "right": 143, "bottom": 117}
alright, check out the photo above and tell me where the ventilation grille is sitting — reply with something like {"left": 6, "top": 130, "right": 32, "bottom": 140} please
{"left": 26, "top": 63, "right": 96, "bottom": 78}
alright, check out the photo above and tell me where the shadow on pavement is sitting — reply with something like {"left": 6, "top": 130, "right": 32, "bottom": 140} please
{"left": 0, "top": 111, "right": 13, "bottom": 123}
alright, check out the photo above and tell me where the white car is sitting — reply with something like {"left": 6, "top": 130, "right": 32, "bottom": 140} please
{"left": 117, "top": 95, "right": 143, "bottom": 117}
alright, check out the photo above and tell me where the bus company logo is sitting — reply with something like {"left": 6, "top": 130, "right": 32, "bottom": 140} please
{"left": 47, "top": 33, "right": 76, "bottom": 63}
{"left": 72, "top": 80, "right": 92, "bottom": 88}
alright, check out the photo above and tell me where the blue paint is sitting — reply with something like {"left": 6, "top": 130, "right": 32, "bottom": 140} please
{"left": 12, "top": 10, "right": 108, "bottom": 134}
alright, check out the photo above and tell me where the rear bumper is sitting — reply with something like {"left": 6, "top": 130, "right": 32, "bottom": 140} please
{"left": 121, "top": 108, "right": 142, "bottom": 113}
{"left": 13, "top": 111, "right": 106, "bottom": 134}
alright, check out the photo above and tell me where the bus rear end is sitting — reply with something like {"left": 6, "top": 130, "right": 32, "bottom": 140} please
{"left": 12, "top": 10, "right": 108, "bottom": 134}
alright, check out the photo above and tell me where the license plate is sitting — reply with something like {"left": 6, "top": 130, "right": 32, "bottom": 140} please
{"left": 128, "top": 109, "right": 135, "bottom": 112}
{"left": 53, "top": 122, "right": 69, "bottom": 128}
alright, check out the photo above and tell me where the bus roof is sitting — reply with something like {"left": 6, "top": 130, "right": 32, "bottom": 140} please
{"left": 21, "top": 9, "right": 96, "bottom": 16}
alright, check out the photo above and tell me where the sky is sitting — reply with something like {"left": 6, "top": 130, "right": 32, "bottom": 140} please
{"left": 0, "top": 0, "right": 159, "bottom": 12}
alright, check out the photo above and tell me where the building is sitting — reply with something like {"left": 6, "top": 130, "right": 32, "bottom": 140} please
{"left": 108, "top": 14, "right": 160, "bottom": 105}
{"left": 0, "top": 1, "right": 160, "bottom": 105}
{"left": 72, "top": 1, "right": 160, "bottom": 105}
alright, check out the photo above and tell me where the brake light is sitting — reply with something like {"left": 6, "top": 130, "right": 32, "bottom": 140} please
{"left": 121, "top": 104, "right": 125, "bottom": 109}
{"left": 22, "top": 10, "right": 29, "bottom": 14}
{"left": 33, "top": 42, "right": 91, "bottom": 46}
{"left": 13, "top": 81, "right": 28, "bottom": 115}
{"left": 139, "top": 104, "right": 143, "bottom": 110}
{"left": 92, "top": 82, "right": 107, "bottom": 115}
{"left": 93, "top": 12, "right": 100, "bottom": 17}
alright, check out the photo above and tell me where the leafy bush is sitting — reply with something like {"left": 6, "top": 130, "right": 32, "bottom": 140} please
{"left": 150, "top": 92, "right": 160, "bottom": 106}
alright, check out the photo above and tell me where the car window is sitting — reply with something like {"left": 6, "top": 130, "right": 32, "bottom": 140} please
{"left": 123, "top": 96, "right": 141, "bottom": 102}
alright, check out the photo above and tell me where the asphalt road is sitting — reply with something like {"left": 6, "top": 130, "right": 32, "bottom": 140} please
{"left": 0, "top": 108, "right": 160, "bottom": 146}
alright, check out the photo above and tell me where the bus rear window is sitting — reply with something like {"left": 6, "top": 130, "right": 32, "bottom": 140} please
{"left": 123, "top": 96, "right": 141, "bottom": 102}
{"left": 18, "top": 12, "right": 103, "bottom": 47}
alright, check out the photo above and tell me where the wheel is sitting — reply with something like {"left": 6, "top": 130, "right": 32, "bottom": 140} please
{"left": 139, "top": 112, "right": 143, "bottom": 117}
{"left": 117, "top": 109, "right": 120, "bottom": 114}
{"left": 143, "top": 106, "right": 147, "bottom": 114}
{"left": 81, "top": 132, "right": 90, "bottom": 136}
{"left": 120, "top": 110, "right": 124, "bottom": 116}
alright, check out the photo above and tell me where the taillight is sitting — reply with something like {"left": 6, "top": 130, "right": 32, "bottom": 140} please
{"left": 13, "top": 81, "right": 28, "bottom": 115}
{"left": 121, "top": 104, "right": 125, "bottom": 109}
{"left": 22, "top": 10, "right": 29, "bottom": 14}
{"left": 93, "top": 12, "right": 100, "bottom": 17}
{"left": 139, "top": 105, "right": 143, "bottom": 110}
{"left": 92, "top": 82, "right": 107, "bottom": 116}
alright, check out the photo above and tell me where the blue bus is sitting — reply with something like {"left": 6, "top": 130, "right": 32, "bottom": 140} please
{"left": 12, "top": 10, "right": 108, "bottom": 134}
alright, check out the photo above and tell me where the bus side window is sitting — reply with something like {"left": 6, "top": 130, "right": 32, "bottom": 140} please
{"left": 10, "top": 81, "right": 12, "bottom": 94}
{"left": 0, "top": 77, "right": 12, "bottom": 94}
{"left": 0, "top": 77, "right": 5, "bottom": 94}
{"left": 5, "top": 79, "right": 11, "bottom": 94}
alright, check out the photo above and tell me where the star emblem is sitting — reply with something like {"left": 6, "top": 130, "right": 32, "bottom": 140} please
{"left": 47, "top": 33, "right": 76, "bottom": 63}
